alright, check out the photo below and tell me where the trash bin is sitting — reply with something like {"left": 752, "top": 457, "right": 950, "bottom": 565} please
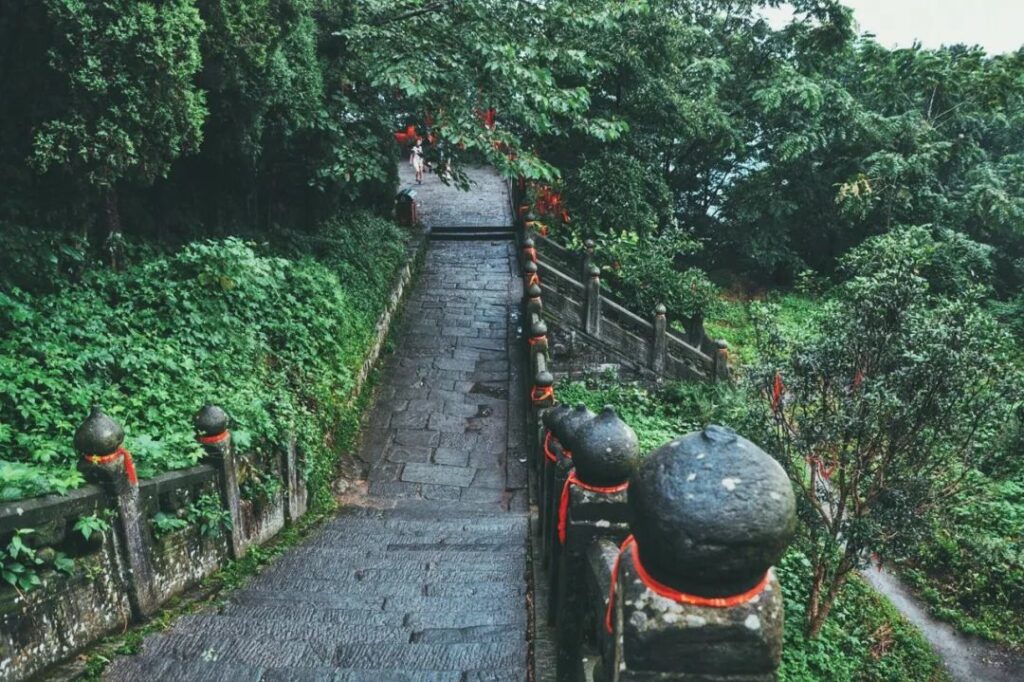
{"left": 395, "top": 188, "right": 418, "bottom": 227}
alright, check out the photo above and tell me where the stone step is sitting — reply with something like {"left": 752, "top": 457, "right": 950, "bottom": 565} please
{"left": 428, "top": 231, "right": 515, "bottom": 242}
{"left": 347, "top": 503, "right": 526, "bottom": 519}
{"left": 104, "top": 655, "right": 262, "bottom": 682}
{"left": 322, "top": 516, "right": 528, "bottom": 535}
{"left": 106, "top": 656, "right": 525, "bottom": 682}
{"left": 257, "top": 545, "right": 526, "bottom": 566}
{"left": 246, "top": 576, "right": 525, "bottom": 600}
{"left": 219, "top": 602, "right": 528, "bottom": 630}
{"left": 304, "top": 531, "right": 526, "bottom": 551}
{"left": 334, "top": 641, "right": 526, "bottom": 670}
{"left": 257, "top": 563, "right": 519, "bottom": 585}
{"left": 133, "top": 631, "right": 527, "bottom": 673}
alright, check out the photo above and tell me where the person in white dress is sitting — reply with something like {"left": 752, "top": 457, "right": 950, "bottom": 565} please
{"left": 411, "top": 139, "right": 425, "bottom": 184}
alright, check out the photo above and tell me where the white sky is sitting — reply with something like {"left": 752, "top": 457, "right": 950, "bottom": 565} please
{"left": 763, "top": 1, "right": 1024, "bottom": 54}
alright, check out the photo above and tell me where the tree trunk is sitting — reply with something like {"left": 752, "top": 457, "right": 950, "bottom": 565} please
{"left": 807, "top": 567, "right": 849, "bottom": 638}
{"left": 104, "top": 187, "right": 122, "bottom": 270}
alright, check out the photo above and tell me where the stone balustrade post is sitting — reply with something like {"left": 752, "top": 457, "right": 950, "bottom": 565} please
{"left": 601, "top": 425, "right": 796, "bottom": 681}
{"left": 525, "top": 283, "right": 544, "bottom": 317}
{"left": 538, "top": 404, "right": 571, "bottom": 557}
{"left": 523, "top": 259, "right": 540, "bottom": 297}
{"left": 522, "top": 237, "right": 538, "bottom": 267}
{"left": 75, "top": 406, "right": 158, "bottom": 619}
{"left": 714, "top": 339, "right": 732, "bottom": 382}
{"left": 585, "top": 264, "right": 602, "bottom": 336}
{"left": 581, "top": 239, "right": 596, "bottom": 283}
{"left": 555, "top": 406, "right": 638, "bottom": 682}
{"left": 651, "top": 303, "right": 667, "bottom": 374}
{"left": 545, "top": 406, "right": 591, "bottom": 625}
{"left": 194, "top": 404, "right": 245, "bottom": 559}
{"left": 529, "top": 315, "right": 549, "bottom": 377}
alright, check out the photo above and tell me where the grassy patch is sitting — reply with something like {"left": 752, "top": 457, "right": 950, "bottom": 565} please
{"left": 897, "top": 471, "right": 1024, "bottom": 649}
{"left": 703, "top": 292, "right": 826, "bottom": 369}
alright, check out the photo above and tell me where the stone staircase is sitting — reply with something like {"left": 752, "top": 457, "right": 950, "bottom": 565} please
{"left": 106, "top": 504, "right": 528, "bottom": 681}
{"left": 104, "top": 168, "right": 528, "bottom": 681}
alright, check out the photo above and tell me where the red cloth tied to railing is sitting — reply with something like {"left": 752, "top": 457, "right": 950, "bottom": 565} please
{"left": 604, "top": 535, "right": 771, "bottom": 633}
{"left": 198, "top": 430, "right": 230, "bottom": 445}
{"left": 85, "top": 446, "right": 138, "bottom": 485}
{"left": 558, "top": 472, "right": 627, "bottom": 545}
{"left": 523, "top": 247, "right": 538, "bottom": 262}
{"left": 531, "top": 385, "right": 555, "bottom": 405}
{"left": 542, "top": 430, "right": 572, "bottom": 463}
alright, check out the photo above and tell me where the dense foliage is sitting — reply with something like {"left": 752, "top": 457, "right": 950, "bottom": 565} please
{"left": 0, "top": 215, "right": 407, "bottom": 505}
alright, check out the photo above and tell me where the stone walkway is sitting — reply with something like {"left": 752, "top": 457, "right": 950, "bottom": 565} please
{"left": 399, "top": 163, "right": 513, "bottom": 228}
{"left": 105, "top": 168, "right": 527, "bottom": 681}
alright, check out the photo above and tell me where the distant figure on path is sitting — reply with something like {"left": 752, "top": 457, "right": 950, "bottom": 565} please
{"left": 411, "top": 138, "right": 425, "bottom": 184}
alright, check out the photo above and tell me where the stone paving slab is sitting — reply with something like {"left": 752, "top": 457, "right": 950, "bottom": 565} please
{"left": 105, "top": 175, "right": 529, "bottom": 681}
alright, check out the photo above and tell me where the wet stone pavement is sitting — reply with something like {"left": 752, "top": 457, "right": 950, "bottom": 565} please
{"left": 105, "top": 169, "right": 528, "bottom": 681}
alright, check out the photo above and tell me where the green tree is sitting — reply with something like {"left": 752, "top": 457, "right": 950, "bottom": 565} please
{"left": 30, "top": 0, "right": 207, "bottom": 265}
{"left": 752, "top": 226, "right": 1021, "bottom": 637}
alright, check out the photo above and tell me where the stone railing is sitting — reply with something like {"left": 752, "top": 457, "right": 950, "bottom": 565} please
{"left": 508, "top": 179, "right": 729, "bottom": 383}
{"left": 0, "top": 405, "right": 298, "bottom": 682}
{"left": 522, "top": 277, "right": 796, "bottom": 681}
{"left": 0, "top": 232, "right": 427, "bottom": 682}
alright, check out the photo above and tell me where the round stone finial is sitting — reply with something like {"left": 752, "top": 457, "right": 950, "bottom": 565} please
{"left": 73, "top": 406, "right": 124, "bottom": 456}
{"left": 655, "top": 303, "right": 667, "bottom": 316}
{"left": 628, "top": 425, "right": 796, "bottom": 597}
{"left": 572, "top": 406, "right": 638, "bottom": 486}
{"left": 194, "top": 404, "right": 229, "bottom": 437}
{"left": 527, "top": 283, "right": 543, "bottom": 298}
{"left": 524, "top": 237, "right": 535, "bottom": 248}
{"left": 542, "top": 404, "right": 571, "bottom": 431}
{"left": 534, "top": 369, "right": 554, "bottom": 388}
{"left": 588, "top": 264, "right": 601, "bottom": 278}
{"left": 584, "top": 239, "right": 595, "bottom": 252}
{"left": 524, "top": 260, "right": 538, "bottom": 276}
{"left": 552, "top": 403, "right": 595, "bottom": 453}
{"left": 531, "top": 318, "right": 548, "bottom": 337}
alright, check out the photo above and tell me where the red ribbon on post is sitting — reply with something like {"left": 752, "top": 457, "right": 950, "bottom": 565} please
{"left": 544, "top": 430, "right": 573, "bottom": 463}
{"left": 531, "top": 385, "right": 555, "bottom": 405}
{"left": 557, "top": 472, "right": 628, "bottom": 544}
{"left": 86, "top": 446, "right": 138, "bottom": 486}
{"left": 604, "top": 535, "right": 771, "bottom": 633}
{"left": 198, "top": 430, "right": 230, "bottom": 445}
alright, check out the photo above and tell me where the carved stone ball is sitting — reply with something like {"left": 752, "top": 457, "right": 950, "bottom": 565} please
{"left": 527, "top": 283, "right": 543, "bottom": 299}
{"left": 531, "top": 318, "right": 548, "bottom": 338}
{"left": 628, "top": 424, "right": 796, "bottom": 597}
{"left": 73, "top": 406, "right": 124, "bottom": 456}
{"left": 524, "top": 260, "right": 538, "bottom": 276}
{"left": 542, "top": 404, "right": 572, "bottom": 432}
{"left": 552, "top": 403, "right": 595, "bottom": 454}
{"left": 524, "top": 237, "right": 535, "bottom": 248}
{"left": 194, "top": 404, "right": 230, "bottom": 437}
{"left": 572, "top": 406, "right": 639, "bottom": 486}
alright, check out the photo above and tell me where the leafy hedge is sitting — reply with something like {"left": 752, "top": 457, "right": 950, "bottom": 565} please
{"left": 0, "top": 213, "right": 408, "bottom": 507}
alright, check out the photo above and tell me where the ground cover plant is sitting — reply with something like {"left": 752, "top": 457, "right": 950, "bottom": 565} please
{"left": 0, "top": 213, "right": 408, "bottom": 509}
